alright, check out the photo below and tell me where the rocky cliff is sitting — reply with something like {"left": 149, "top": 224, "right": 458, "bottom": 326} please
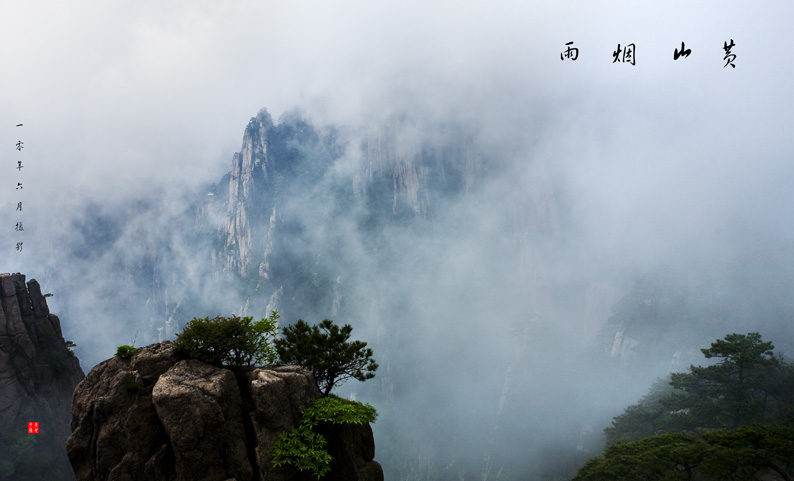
{"left": 67, "top": 341, "right": 382, "bottom": 481}
{"left": 0, "top": 272, "right": 85, "bottom": 480}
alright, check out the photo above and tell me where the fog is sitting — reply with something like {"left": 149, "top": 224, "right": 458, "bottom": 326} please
{"left": 2, "top": 1, "right": 793, "bottom": 479}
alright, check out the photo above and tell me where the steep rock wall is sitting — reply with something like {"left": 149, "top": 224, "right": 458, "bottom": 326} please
{"left": 0, "top": 272, "right": 84, "bottom": 480}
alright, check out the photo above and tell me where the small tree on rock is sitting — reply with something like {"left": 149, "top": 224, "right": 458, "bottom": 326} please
{"left": 275, "top": 319, "right": 378, "bottom": 396}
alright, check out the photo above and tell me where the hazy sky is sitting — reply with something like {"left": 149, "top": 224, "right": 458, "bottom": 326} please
{"left": 3, "top": 0, "right": 793, "bottom": 276}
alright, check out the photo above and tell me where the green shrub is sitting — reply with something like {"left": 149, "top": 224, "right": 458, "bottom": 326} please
{"left": 173, "top": 311, "right": 279, "bottom": 367}
{"left": 65, "top": 340, "right": 77, "bottom": 357}
{"left": 272, "top": 396, "right": 377, "bottom": 479}
{"left": 115, "top": 345, "right": 137, "bottom": 359}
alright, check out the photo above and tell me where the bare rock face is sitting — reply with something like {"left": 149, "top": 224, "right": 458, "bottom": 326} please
{"left": 224, "top": 110, "right": 272, "bottom": 277}
{"left": 67, "top": 342, "right": 383, "bottom": 481}
{"left": 152, "top": 360, "right": 252, "bottom": 481}
{"left": 0, "top": 272, "right": 84, "bottom": 480}
{"left": 67, "top": 342, "right": 179, "bottom": 481}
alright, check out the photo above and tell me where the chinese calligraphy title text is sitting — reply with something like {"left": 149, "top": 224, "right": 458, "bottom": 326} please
{"left": 561, "top": 40, "right": 737, "bottom": 68}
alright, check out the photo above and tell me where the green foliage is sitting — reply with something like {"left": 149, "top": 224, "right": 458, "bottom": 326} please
{"left": 586, "top": 333, "right": 794, "bottom": 480}
{"left": 7, "top": 435, "right": 36, "bottom": 460}
{"left": 670, "top": 332, "right": 781, "bottom": 429}
{"left": 115, "top": 344, "right": 137, "bottom": 359}
{"left": 605, "top": 404, "right": 665, "bottom": 446}
{"left": 575, "top": 425, "right": 794, "bottom": 481}
{"left": 305, "top": 396, "right": 378, "bottom": 425}
{"left": 275, "top": 319, "right": 378, "bottom": 396}
{"left": 0, "top": 431, "right": 37, "bottom": 479}
{"left": 764, "top": 355, "right": 794, "bottom": 422}
{"left": 173, "top": 311, "right": 279, "bottom": 367}
{"left": 579, "top": 432, "right": 708, "bottom": 481}
{"left": 606, "top": 333, "right": 794, "bottom": 445}
{"left": 700, "top": 424, "right": 794, "bottom": 480}
{"left": 700, "top": 332, "right": 776, "bottom": 369}
{"left": 271, "top": 396, "right": 377, "bottom": 479}
{"left": 43, "top": 293, "right": 53, "bottom": 298}
{"left": 272, "top": 423, "right": 332, "bottom": 479}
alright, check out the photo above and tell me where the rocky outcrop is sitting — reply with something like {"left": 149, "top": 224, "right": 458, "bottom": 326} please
{"left": 67, "top": 342, "right": 382, "bottom": 481}
{"left": 0, "top": 272, "right": 85, "bottom": 480}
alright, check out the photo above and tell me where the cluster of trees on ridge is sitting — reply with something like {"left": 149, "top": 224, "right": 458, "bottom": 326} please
{"left": 574, "top": 332, "right": 794, "bottom": 481}
{"left": 117, "top": 311, "right": 378, "bottom": 397}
